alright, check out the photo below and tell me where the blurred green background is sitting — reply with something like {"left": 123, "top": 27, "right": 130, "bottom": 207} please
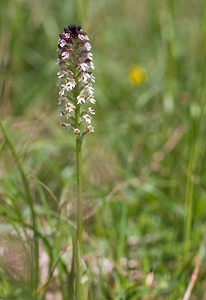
{"left": 0, "top": 0, "right": 206, "bottom": 299}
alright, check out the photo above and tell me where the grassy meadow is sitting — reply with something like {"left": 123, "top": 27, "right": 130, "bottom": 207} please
{"left": 0, "top": 0, "right": 206, "bottom": 299}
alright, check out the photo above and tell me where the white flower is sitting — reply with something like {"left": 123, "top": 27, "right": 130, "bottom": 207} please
{"left": 77, "top": 94, "right": 85, "bottom": 104}
{"left": 79, "top": 63, "right": 89, "bottom": 72}
{"left": 84, "top": 83, "right": 94, "bottom": 95}
{"left": 62, "top": 52, "right": 70, "bottom": 59}
{"left": 87, "top": 96, "right": 96, "bottom": 104}
{"left": 88, "top": 90, "right": 94, "bottom": 97}
{"left": 60, "top": 79, "right": 76, "bottom": 93}
{"left": 73, "top": 128, "right": 80, "bottom": 134}
{"left": 65, "top": 33, "right": 70, "bottom": 38}
{"left": 82, "top": 85, "right": 94, "bottom": 97}
{"left": 78, "top": 34, "right": 89, "bottom": 41}
{"left": 81, "top": 72, "right": 91, "bottom": 83}
{"left": 59, "top": 89, "right": 66, "bottom": 96}
{"left": 87, "top": 53, "right": 93, "bottom": 60}
{"left": 57, "top": 71, "right": 65, "bottom": 79}
{"left": 59, "top": 39, "right": 66, "bottom": 47}
{"left": 87, "top": 88, "right": 94, "bottom": 96}
{"left": 87, "top": 107, "right": 95, "bottom": 115}
{"left": 65, "top": 102, "right": 76, "bottom": 112}
{"left": 60, "top": 85, "right": 68, "bottom": 93}
{"left": 89, "top": 62, "right": 95, "bottom": 69}
{"left": 86, "top": 125, "right": 95, "bottom": 133}
{"left": 83, "top": 114, "right": 92, "bottom": 124}
{"left": 91, "top": 75, "right": 95, "bottom": 82}
{"left": 78, "top": 34, "right": 85, "bottom": 40}
{"left": 66, "top": 79, "right": 76, "bottom": 90}
{"left": 85, "top": 42, "right": 91, "bottom": 51}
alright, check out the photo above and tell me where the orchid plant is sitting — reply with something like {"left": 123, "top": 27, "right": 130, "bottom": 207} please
{"left": 57, "top": 24, "right": 95, "bottom": 300}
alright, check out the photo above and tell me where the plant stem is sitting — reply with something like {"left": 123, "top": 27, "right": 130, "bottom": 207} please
{"left": 74, "top": 104, "right": 85, "bottom": 299}
{"left": 73, "top": 51, "right": 83, "bottom": 252}
{"left": 76, "top": 134, "right": 83, "bottom": 252}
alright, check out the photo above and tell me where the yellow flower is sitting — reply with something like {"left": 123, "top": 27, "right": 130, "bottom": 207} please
{"left": 129, "top": 65, "right": 145, "bottom": 85}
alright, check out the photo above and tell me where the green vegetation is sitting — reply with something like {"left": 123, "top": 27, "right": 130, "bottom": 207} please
{"left": 0, "top": 0, "right": 206, "bottom": 299}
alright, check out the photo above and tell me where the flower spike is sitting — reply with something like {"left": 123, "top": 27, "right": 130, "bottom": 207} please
{"left": 57, "top": 24, "right": 95, "bottom": 135}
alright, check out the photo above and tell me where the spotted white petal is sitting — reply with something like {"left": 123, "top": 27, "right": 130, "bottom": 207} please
{"left": 86, "top": 125, "right": 95, "bottom": 133}
{"left": 83, "top": 114, "right": 92, "bottom": 124}
{"left": 81, "top": 73, "right": 91, "bottom": 83}
{"left": 62, "top": 52, "right": 70, "bottom": 60}
{"left": 78, "top": 34, "right": 85, "bottom": 40}
{"left": 87, "top": 53, "right": 93, "bottom": 60}
{"left": 77, "top": 94, "right": 86, "bottom": 105}
{"left": 73, "top": 128, "right": 80, "bottom": 134}
{"left": 65, "top": 102, "right": 76, "bottom": 112}
{"left": 90, "top": 62, "right": 95, "bottom": 69}
{"left": 80, "top": 63, "right": 89, "bottom": 72}
{"left": 87, "top": 107, "right": 95, "bottom": 115}
{"left": 60, "top": 39, "right": 66, "bottom": 47}
{"left": 87, "top": 96, "right": 96, "bottom": 104}
{"left": 85, "top": 42, "right": 91, "bottom": 51}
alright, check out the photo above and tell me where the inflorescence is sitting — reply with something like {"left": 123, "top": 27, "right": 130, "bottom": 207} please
{"left": 57, "top": 24, "right": 95, "bottom": 135}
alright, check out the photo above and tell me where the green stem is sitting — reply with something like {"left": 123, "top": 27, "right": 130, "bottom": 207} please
{"left": 74, "top": 97, "right": 85, "bottom": 299}
{"left": 72, "top": 43, "right": 88, "bottom": 299}
{"left": 76, "top": 136, "right": 83, "bottom": 252}
{"left": 75, "top": 105, "right": 83, "bottom": 253}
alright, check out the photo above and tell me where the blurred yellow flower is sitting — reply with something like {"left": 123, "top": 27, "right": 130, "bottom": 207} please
{"left": 129, "top": 65, "right": 145, "bottom": 85}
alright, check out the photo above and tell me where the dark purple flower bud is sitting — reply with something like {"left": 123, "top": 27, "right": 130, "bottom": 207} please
{"left": 66, "top": 38, "right": 73, "bottom": 44}
{"left": 59, "top": 34, "right": 66, "bottom": 39}
{"left": 64, "top": 27, "right": 70, "bottom": 33}
{"left": 68, "top": 24, "right": 78, "bottom": 31}
{"left": 67, "top": 24, "right": 82, "bottom": 38}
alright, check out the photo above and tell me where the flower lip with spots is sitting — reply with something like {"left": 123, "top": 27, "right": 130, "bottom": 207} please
{"left": 77, "top": 94, "right": 85, "bottom": 105}
{"left": 73, "top": 128, "right": 80, "bottom": 134}
{"left": 86, "top": 125, "right": 95, "bottom": 133}
{"left": 83, "top": 114, "right": 92, "bottom": 124}
{"left": 87, "top": 96, "right": 96, "bottom": 104}
{"left": 87, "top": 107, "right": 95, "bottom": 115}
{"left": 65, "top": 102, "right": 76, "bottom": 112}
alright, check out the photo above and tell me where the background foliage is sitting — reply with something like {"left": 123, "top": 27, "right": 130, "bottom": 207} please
{"left": 0, "top": 0, "right": 206, "bottom": 299}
